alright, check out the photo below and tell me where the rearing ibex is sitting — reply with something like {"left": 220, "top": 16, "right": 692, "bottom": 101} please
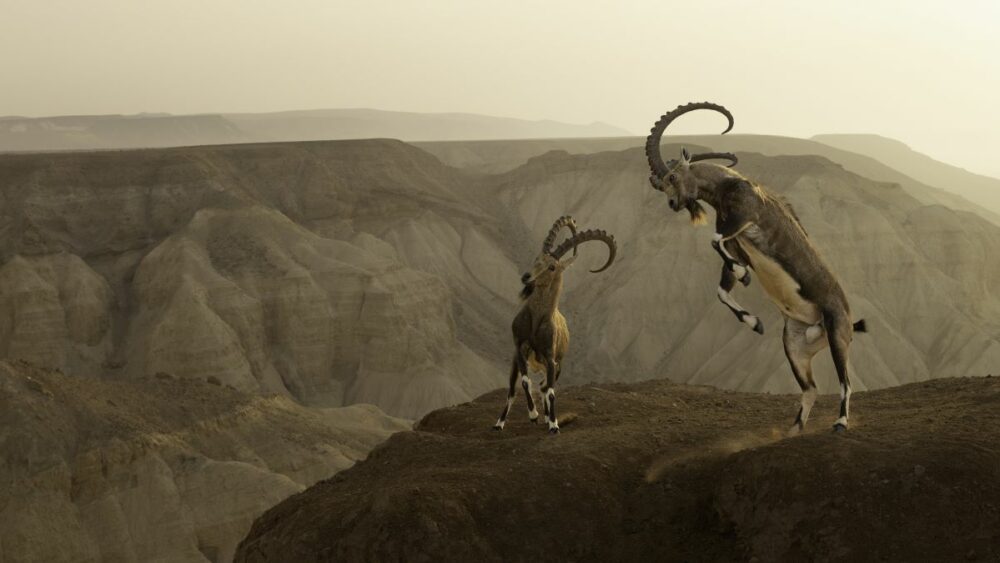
{"left": 645, "top": 102, "right": 867, "bottom": 434}
{"left": 494, "top": 216, "right": 617, "bottom": 434}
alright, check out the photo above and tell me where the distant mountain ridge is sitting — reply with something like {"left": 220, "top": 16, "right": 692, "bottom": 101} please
{"left": 812, "top": 133, "right": 1000, "bottom": 219}
{"left": 0, "top": 108, "right": 631, "bottom": 153}
{"left": 417, "top": 133, "right": 1000, "bottom": 224}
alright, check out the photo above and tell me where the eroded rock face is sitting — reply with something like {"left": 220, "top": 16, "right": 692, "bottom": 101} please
{"left": 0, "top": 253, "right": 112, "bottom": 373}
{"left": 122, "top": 205, "right": 496, "bottom": 418}
{"left": 0, "top": 361, "right": 408, "bottom": 563}
{"left": 0, "top": 141, "right": 509, "bottom": 418}
{"left": 4, "top": 137, "right": 1000, "bottom": 412}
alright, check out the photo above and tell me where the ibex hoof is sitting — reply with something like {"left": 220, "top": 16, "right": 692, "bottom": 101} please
{"left": 529, "top": 416, "right": 539, "bottom": 424}
{"left": 786, "top": 422, "right": 804, "bottom": 437}
{"left": 492, "top": 423, "right": 504, "bottom": 431}
{"left": 740, "top": 272, "right": 751, "bottom": 286}
{"left": 832, "top": 423, "right": 847, "bottom": 433}
{"left": 548, "top": 427, "right": 560, "bottom": 435}
{"left": 752, "top": 319, "right": 764, "bottom": 335}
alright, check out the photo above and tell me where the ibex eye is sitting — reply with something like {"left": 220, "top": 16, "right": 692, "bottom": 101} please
{"left": 668, "top": 174, "right": 677, "bottom": 182}
{"left": 548, "top": 265, "right": 556, "bottom": 271}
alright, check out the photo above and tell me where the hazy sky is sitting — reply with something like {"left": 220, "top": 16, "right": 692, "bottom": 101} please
{"left": 3, "top": 1, "right": 999, "bottom": 177}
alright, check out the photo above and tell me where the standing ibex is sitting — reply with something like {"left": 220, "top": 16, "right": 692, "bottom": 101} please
{"left": 494, "top": 216, "right": 617, "bottom": 434}
{"left": 645, "top": 102, "right": 866, "bottom": 434}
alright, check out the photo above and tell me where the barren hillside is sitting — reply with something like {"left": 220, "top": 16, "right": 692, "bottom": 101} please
{"left": 3, "top": 138, "right": 1000, "bottom": 414}
{"left": 0, "top": 140, "right": 517, "bottom": 419}
{"left": 814, "top": 133, "right": 1000, "bottom": 218}
{"left": 236, "top": 376, "right": 1000, "bottom": 563}
{"left": 0, "top": 360, "right": 408, "bottom": 562}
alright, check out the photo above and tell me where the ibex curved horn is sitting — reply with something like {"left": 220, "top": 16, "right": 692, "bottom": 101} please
{"left": 551, "top": 229, "right": 616, "bottom": 273}
{"left": 690, "top": 151, "right": 738, "bottom": 168}
{"left": 645, "top": 102, "right": 735, "bottom": 178}
{"left": 542, "top": 215, "right": 578, "bottom": 256}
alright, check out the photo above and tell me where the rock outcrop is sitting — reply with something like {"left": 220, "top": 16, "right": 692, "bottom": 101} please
{"left": 236, "top": 376, "right": 1000, "bottom": 562}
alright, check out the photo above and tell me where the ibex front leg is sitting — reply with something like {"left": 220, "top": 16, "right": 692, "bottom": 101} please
{"left": 712, "top": 233, "right": 751, "bottom": 286}
{"left": 713, "top": 212, "right": 762, "bottom": 333}
{"left": 494, "top": 352, "right": 525, "bottom": 430}
{"left": 522, "top": 375, "right": 539, "bottom": 423}
{"left": 717, "top": 264, "right": 764, "bottom": 334}
{"left": 540, "top": 356, "right": 559, "bottom": 434}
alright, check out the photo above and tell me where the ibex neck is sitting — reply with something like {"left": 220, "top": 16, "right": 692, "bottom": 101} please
{"left": 691, "top": 163, "right": 746, "bottom": 209}
{"left": 529, "top": 277, "right": 563, "bottom": 317}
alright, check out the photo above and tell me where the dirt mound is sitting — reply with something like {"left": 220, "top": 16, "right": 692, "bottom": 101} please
{"left": 237, "top": 376, "right": 1000, "bottom": 562}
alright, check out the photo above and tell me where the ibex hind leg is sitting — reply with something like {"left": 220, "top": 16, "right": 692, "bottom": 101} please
{"left": 522, "top": 376, "right": 539, "bottom": 423}
{"left": 493, "top": 357, "right": 521, "bottom": 431}
{"left": 783, "top": 317, "right": 825, "bottom": 435}
{"left": 824, "top": 310, "right": 855, "bottom": 432}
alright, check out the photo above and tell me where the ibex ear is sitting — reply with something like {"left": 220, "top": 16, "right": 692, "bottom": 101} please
{"left": 559, "top": 256, "right": 578, "bottom": 269}
{"left": 680, "top": 147, "right": 691, "bottom": 164}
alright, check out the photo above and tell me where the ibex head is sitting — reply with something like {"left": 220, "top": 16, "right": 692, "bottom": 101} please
{"left": 645, "top": 102, "right": 739, "bottom": 224}
{"left": 520, "top": 216, "right": 616, "bottom": 299}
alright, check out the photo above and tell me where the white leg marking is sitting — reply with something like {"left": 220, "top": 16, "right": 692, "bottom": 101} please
{"left": 714, "top": 232, "right": 740, "bottom": 263}
{"left": 498, "top": 395, "right": 515, "bottom": 426}
{"left": 800, "top": 387, "right": 818, "bottom": 425}
{"left": 717, "top": 287, "right": 761, "bottom": 332}
{"left": 834, "top": 382, "right": 851, "bottom": 429}
{"left": 546, "top": 388, "right": 559, "bottom": 431}
{"left": 717, "top": 287, "right": 743, "bottom": 312}
{"left": 522, "top": 378, "right": 538, "bottom": 420}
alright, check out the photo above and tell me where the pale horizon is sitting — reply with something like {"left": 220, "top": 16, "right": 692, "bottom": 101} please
{"left": 3, "top": 0, "right": 998, "bottom": 177}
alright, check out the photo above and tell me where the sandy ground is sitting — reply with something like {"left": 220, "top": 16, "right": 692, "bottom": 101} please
{"left": 237, "top": 376, "right": 1000, "bottom": 562}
